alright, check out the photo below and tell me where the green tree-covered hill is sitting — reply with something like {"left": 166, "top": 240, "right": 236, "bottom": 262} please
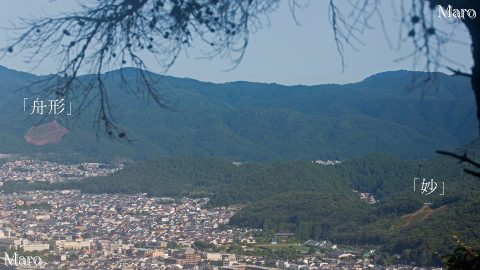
{"left": 0, "top": 66, "right": 476, "bottom": 161}
{"left": 5, "top": 142, "right": 480, "bottom": 265}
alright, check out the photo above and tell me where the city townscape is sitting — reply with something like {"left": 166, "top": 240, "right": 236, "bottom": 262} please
{"left": 0, "top": 159, "right": 122, "bottom": 184}
{"left": 0, "top": 0, "right": 478, "bottom": 268}
{"left": 0, "top": 157, "right": 446, "bottom": 270}
{"left": 0, "top": 189, "right": 442, "bottom": 270}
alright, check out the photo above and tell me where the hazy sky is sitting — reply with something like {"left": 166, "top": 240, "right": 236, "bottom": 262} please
{"left": 0, "top": 0, "right": 473, "bottom": 85}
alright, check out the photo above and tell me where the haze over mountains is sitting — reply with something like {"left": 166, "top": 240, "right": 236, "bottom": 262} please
{"left": 1, "top": 65, "right": 479, "bottom": 266}
{"left": 0, "top": 65, "right": 476, "bottom": 161}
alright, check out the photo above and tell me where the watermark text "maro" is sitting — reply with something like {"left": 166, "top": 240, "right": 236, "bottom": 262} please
{"left": 438, "top": 5, "right": 476, "bottom": 19}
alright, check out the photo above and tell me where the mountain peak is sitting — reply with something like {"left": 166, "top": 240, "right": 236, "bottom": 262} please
{"left": 0, "top": 65, "right": 39, "bottom": 80}
{"left": 361, "top": 70, "right": 448, "bottom": 83}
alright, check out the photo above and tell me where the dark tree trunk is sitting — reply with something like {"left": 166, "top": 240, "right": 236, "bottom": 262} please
{"left": 428, "top": 1, "right": 480, "bottom": 130}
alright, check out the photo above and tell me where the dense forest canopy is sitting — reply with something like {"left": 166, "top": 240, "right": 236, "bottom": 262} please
{"left": 4, "top": 139, "right": 480, "bottom": 265}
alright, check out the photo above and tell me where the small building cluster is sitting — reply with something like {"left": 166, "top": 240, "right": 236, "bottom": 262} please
{"left": 0, "top": 159, "right": 121, "bottom": 183}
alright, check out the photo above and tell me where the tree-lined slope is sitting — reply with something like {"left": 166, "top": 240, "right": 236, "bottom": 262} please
{"left": 0, "top": 66, "right": 476, "bottom": 161}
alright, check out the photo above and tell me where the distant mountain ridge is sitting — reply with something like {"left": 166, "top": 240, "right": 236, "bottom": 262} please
{"left": 0, "top": 66, "right": 476, "bottom": 161}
